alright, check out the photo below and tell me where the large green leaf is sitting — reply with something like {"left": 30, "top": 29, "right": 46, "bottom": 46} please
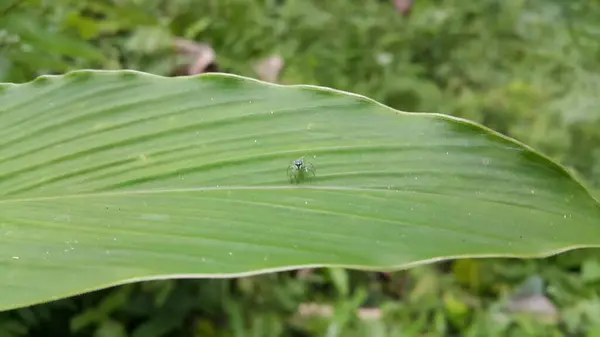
{"left": 1, "top": 70, "right": 599, "bottom": 311}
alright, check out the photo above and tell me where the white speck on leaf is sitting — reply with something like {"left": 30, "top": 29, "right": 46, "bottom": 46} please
{"left": 53, "top": 214, "right": 72, "bottom": 222}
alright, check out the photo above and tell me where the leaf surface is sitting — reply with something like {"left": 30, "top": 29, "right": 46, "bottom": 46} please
{"left": 1, "top": 70, "right": 599, "bottom": 310}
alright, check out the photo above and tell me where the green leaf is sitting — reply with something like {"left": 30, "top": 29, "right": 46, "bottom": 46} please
{"left": 0, "top": 14, "right": 107, "bottom": 63}
{"left": 1, "top": 70, "right": 600, "bottom": 311}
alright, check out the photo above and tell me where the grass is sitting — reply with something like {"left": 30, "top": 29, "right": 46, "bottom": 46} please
{"left": 1, "top": 0, "right": 600, "bottom": 336}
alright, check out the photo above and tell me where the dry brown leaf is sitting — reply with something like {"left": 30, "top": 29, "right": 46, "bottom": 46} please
{"left": 253, "top": 55, "right": 284, "bottom": 83}
{"left": 394, "top": 0, "right": 414, "bottom": 16}
{"left": 173, "top": 38, "right": 217, "bottom": 75}
{"left": 296, "top": 302, "right": 382, "bottom": 320}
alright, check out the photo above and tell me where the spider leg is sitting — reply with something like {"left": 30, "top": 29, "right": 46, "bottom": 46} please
{"left": 288, "top": 165, "right": 301, "bottom": 183}
{"left": 298, "top": 164, "right": 313, "bottom": 182}
{"left": 305, "top": 163, "right": 316, "bottom": 176}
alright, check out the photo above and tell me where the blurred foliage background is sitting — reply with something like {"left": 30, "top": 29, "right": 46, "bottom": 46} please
{"left": 2, "top": 0, "right": 600, "bottom": 336}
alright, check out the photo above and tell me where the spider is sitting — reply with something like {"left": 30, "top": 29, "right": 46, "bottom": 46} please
{"left": 287, "top": 157, "right": 316, "bottom": 184}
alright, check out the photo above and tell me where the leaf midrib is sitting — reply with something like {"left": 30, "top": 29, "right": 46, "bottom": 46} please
{"left": 0, "top": 185, "right": 586, "bottom": 217}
